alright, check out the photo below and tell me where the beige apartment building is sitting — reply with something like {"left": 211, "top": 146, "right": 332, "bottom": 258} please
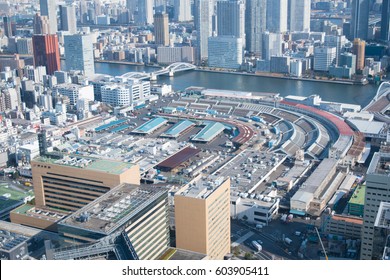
{"left": 175, "top": 176, "right": 231, "bottom": 260}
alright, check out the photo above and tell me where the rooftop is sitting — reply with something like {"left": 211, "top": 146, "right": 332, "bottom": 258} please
{"left": 11, "top": 205, "right": 68, "bottom": 222}
{"left": 348, "top": 185, "right": 365, "bottom": 206}
{"left": 374, "top": 202, "right": 390, "bottom": 229}
{"left": 161, "top": 120, "right": 195, "bottom": 138}
{"left": 132, "top": 117, "right": 167, "bottom": 134}
{"left": 192, "top": 121, "right": 225, "bottom": 142}
{"left": 177, "top": 176, "right": 227, "bottom": 199}
{"left": 348, "top": 119, "right": 385, "bottom": 135}
{"left": 59, "top": 184, "right": 167, "bottom": 234}
{"left": 34, "top": 155, "right": 135, "bottom": 175}
{"left": 301, "top": 158, "right": 339, "bottom": 194}
{"left": 367, "top": 152, "right": 390, "bottom": 176}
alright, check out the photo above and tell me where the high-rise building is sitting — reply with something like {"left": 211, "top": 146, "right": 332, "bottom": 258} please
{"left": 60, "top": 5, "right": 77, "bottom": 34}
{"left": 266, "top": 0, "right": 288, "bottom": 33}
{"left": 216, "top": 0, "right": 245, "bottom": 41}
{"left": 360, "top": 153, "right": 390, "bottom": 260}
{"left": 40, "top": 0, "right": 58, "bottom": 34}
{"left": 154, "top": 13, "right": 169, "bottom": 46}
{"left": 194, "top": 0, "right": 213, "bottom": 64}
{"left": 126, "top": 0, "right": 137, "bottom": 19}
{"left": 33, "top": 13, "right": 50, "bottom": 35}
{"left": 208, "top": 36, "right": 243, "bottom": 69}
{"left": 3, "top": 16, "right": 13, "bottom": 38}
{"left": 16, "top": 38, "right": 33, "bottom": 55}
{"left": 350, "top": 0, "right": 369, "bottom": 40}
{"left": 245, "top": 0, "right": 266, "bottom": 57}
{"left": 64, "top": 34, "right": 95, "bottom": 77}
{"left": 175, "top": 177, "right": 231, "bottom": 260}
{"left": 32, "top": 34, "right": 61, "bottom": 75}
{"left": 324, "top": 35, "right": 347, "bottom": 65}
{"left": 339, "top": 52, "right": 356, "bottom": 75}
{"left": 262, "top": 32, "right": 283, "bottom": 60}
{"left": 137, "top": 0, "right": 154, "bottom": 25}
{"left": 289, "top": 0, "right": 310, "bottom": 32}
{"left": 314, "top": 46, "right": 336, "bottom": 71}
{"left": 381, "top": 0, "right": 390, "bottom": 41}
{"left": 174, "top": 0, "right": 192, "bottom": 22}
{"left": 352, "top": 38, "right": 365, "bottom": 71}
{"left": 29, "top": 155, "right": 140, "bottom": 212}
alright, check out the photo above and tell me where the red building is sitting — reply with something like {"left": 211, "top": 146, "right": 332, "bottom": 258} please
{"left": 32, "top": 34, "right": 60, "bottom": 75}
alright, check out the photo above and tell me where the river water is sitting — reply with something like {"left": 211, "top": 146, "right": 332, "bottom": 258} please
{"left": 93, "top": 62, "right": 379, "bottom": 107}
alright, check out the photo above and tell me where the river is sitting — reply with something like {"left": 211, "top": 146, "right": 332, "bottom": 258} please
{"left": 93, "top": 62, "right": 378, "bottom": 107}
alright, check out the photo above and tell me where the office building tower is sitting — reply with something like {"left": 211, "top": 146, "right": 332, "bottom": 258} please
{"left": 64, "top": 34, "right": 95, "bottom": 77}
{"left": 33, "top": 13, "right": 50, "bottom": 35}
{"left": 29, "top": 155, "right": 140, "bottom": 212}
{"left": 56, "top": 183, "right": 170, "bottom": 260}
{"left": 127, "top": 0, "right": 137, "bottom": 19}
{"left": 137, "top": 0, "right": 154, "bottom": 25}
{"left": 339, "top": 52, "right": 356, "bottom": 75}
{"left": 289, "top": 0, "right": 310, "bottom": 32}
{"left": 60, "top": 5, "right": 77, "bottom": 34}
{"left": 245, "top": 0, "right": 267, "bottom": 57}
{"left": 32, "top": 34, "right": 61, "bottom": 75}
{"left": 208, "top": 36, "right": 243, "bottom": 69}
{"left": 79, "top": 0, "right": 89, "bottom": 24}
{"left": 40, "top": 0, "right": 58, "bottom": 34}
{"left": 175, "top": 177, "right": 231, "bottom": 260}
{"left": 3, "top": 16, "right": 13, "bottom": 38}
{"left": 216, "top": 0, "right": 245, "bottom": 41}
{"left": 352, "top": 38, "right": 365, "bottom": 71}
{"left": 154, "top": 13, "right": 169, "bottom": 46}
{"left": 360, "top": 153, "right": 390, "bottom": 260}
{"left": 314, "top": 46, "right": 337, "bottom": 71}
{"left": 381, "top": 0, "right": 390, "bottom": 41}
{"left": 262, "top": 32, "right": 283, "bottom": 60}
{"left": 266, "top": 0, "right": 288, "bottom": 33}
{"left": 194, "top": 0, "right": 213, "bottom": 64}
{"left": 54, "top": 83, "right": 94, "bottom": 105}
{"left": 174, "top": 0, "right": 192, "bottom": 22}
{"left": 351, "top": 0, "right": 369, "bottom": 40}
{"left": 16, "top": 38, "right": 33, "bottom": 55}
{"left": 324, "top": 35, "right": 347, "bottom": 65}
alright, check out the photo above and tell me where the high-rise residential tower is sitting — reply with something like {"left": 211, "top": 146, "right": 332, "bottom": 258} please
{"left": 33, "top": 13, "right": 50, "bottom": 35}
{"left": 64, "top": 34, "right": 95, "bottom": 77}
{"left": 32, "top": 34, "right": 61, "bottom": 75}
{"left": 266, "top": 0, "right": 288, "bottom": 33}
{"left": 216, "top": 0, "right": 245, "bottom": 40}
{"left": 245, "top": 0, "right": 267, "bottom": 57}
{"left": 174, "top": 0, "right": 192, "bottom": 22}
{"left": 194, "top": 0, "right": 214, "bottom": 64}
{"left": 351, "top": 0, "right": 369, "bottom": 40}
{"left": 154, "top": 13, "right": 170, "bottom": 46}
{"left": 60, "top": 5, "right": 77, "bottom": 34}
{"left": 137, "top": 0, "right": 154, "bottom": 25}
{"left": 352, "top": 38, "right": 365, "bottom": 71}
{"left": 360, "top": 153, "right": 390, "bottom": 260}
{"left": 3, "top": 16, "right": 13, "bottom": 38}
{"left": 40, "top": 0, "right": 58, "bottom": 34}
{"left": 289, "top": 0, "right": 310, "bottom": 32}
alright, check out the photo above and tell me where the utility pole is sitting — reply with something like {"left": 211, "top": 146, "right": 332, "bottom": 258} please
{"left": 315, "top": 226, "right": 328, "bottom": 260}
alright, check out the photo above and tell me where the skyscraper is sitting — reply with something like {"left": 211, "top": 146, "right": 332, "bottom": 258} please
{"left": 175, "top": 177, "right": 231, "bottom": 260}
{"left": 360, "top": 153, "right": 390, "bottom": 260}
{"left": 266, "top": 0, "right": 288, "bottom": 33}
{"left": 154, "top": 13, "right": 169, "bottom": 46}
{"left": 32, "top": 34, "right": 61, "bottom": 75}
{"left": 381, "top": 0, "right": 390, "bottom": 41}
{"left": 216, "top": 0, "right": 245, "bottom": 39}
{"left": 245, "top": 0, "right": 267, "bottom": 57}
{"left": 33, "top": 13, "right": 50, "bottom": 35}
{"left": 174, "top": 0, "right": 192, "bottom": 22}
{"left": 289, "top": 0, "right": 310, "bottom": 32}
{"left": 60, "top": 5, "right": 77, "bottom": 34}
{"left": 208, "top": 36, "right": 243, "bottom": 69}
{"left": 40, "top": 0, "right": 58, "bottom": 34}
{"left": 194, "top": 0, "right": 213, "bottom": 64}
{"left": 3, "top": 16, "right": 13, "bottom": 38}
{"left": 137, "top": 0, "right": 154, "bottom": 25}
{"left": 262, "top": 32, "right": 283, "bottom": 60}
{"left": 64, "top": 34, "right": 95, "bottom": 77}
{"left": 324, "top": 35, "right": 347, "bottom": 65}
{"left": 352, "top": 38, "right": 365, "bottom": 71}
{"left": 351, "top": 0, "right": 369, "bottom": 40}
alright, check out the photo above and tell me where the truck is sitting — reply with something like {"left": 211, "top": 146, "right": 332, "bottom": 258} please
{"left": 280, "top": 214, "right": 288, "bottom": 223}
{"left": 251, "top": 240, "right": 263, "bottom": 252}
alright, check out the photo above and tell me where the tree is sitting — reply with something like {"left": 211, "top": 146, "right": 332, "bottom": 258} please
{"left": 244, "top": 252, "right": 253, "bottom": 260}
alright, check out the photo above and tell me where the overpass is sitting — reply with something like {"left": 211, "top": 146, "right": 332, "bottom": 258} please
{"left": 120, "top": 62, "right": 196, "bottom": 81}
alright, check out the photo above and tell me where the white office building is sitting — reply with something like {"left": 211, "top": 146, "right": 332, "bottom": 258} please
{"left": 262, "top": 32, "right": 282, "bottom": 61}
{"left": 174, "top": 0, "right": 192, "bottom": 22}
{"left": 40, "top": 0, "right": 58, "bottom": 34}
{"left": 289, "top": 0, "right": 310, "bottom": 32}
{"left": 195, "top": 0, "right": 213, "bottom": 64}
{"left": 64, "top": 34, "right": 95, "bottom": 77}
{"left": 314, "top": 46, "right": 337, "bottom": 71}
{"left": 208, "top": 36, "right": 243, "bottom": 69}
{"left": 137, "top": 0, "right": 154, "bottom": 25}
{"left": 54, "top": 84, "right": 94, "bottom": 105}
{"left": 60, "top": 5, "right": 77, "bottom": 34}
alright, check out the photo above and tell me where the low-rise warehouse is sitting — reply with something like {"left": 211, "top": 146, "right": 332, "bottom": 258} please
{"left": 160, "top": 120, "right": 195, "bottom": 138}
{"left": 191, "top": 121, "right": 225, "bottom": 143}
{"left": 157, "top": 146, "right": 201, "bottom": 172}
{"left": 132, "top": 117, "right": 167, "bottom": 134}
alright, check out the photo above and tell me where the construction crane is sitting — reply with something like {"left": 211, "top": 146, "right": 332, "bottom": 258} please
{"left": 315, "top": 226, "right": 328, "bottom": 260}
